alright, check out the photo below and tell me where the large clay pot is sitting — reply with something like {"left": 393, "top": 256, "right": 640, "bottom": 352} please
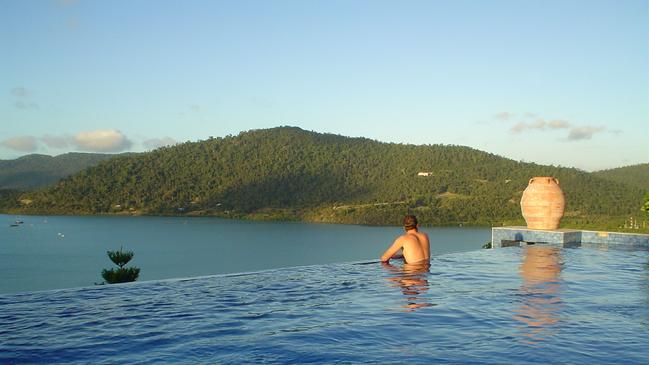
{"left": 520, "top": 177, "right": 565, "bottom": 230}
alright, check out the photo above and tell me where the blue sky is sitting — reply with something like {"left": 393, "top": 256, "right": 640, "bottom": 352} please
{"left": 1, "top": 0, "right": 647, "bottom": 171}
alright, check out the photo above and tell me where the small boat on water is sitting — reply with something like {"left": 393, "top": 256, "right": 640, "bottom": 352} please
{"left": 10, "top": 223, "right": 19, "bottom": 227}
{"left": 15, "top": 219, "right": 24, "bottom": 224}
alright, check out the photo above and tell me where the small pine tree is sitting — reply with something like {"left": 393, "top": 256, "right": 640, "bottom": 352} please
{"left": 101, "top": 246, "right": 140, "bottom": 284}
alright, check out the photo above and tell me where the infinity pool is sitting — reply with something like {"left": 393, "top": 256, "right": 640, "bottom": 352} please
{"left": 2, "top": 245, "right": 648, "bottom": 364}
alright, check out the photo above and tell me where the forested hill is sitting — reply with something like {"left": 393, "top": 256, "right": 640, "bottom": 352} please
{"left": 5, "top": 127, "right": 645, "bottom": 228}
{"left": 0, "top": 152, "right": 124, "bottom": 190}
{"left": 592, "top": 164, "right": 649, "bottom": 190}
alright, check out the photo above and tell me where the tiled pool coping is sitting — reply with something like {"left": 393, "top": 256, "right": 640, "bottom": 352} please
{"left": 492, "top": 226, "right": 649, "bottom": 248}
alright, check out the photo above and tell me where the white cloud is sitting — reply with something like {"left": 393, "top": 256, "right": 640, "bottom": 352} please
{"left": 2, "top": 131, "right": 137, "bottom": 154}
{"left": 41, "top": 135, "right": 70, "bottom": 149}
{"left": 567, "top": 126, "right": 605, "bottom": 141}
{"left": 503, "top": 113, "right": 606, "bottom": 142}
{"left": 547, "top": 119, "right": 570, "bottom": 129}
{"left": 2, "top": 136, "right": 38, "bottom": 152}
{"left": 529, "top": 119, "right": 547, "bottom": 130}
{"left": 510, "top": 122, "right": 527, "bottom": 133}
{"left": 72, "top": 130, "right": 132, "bottom": 152}
{"left": 14, "top": 101, "right": 39, "bottom": 110}
{"left": 10, "top": 87, "right": 29, "bottom": 98}
{"left": 143, "top": 137, "right": 177, "bottom": 150}
{"left": 494, "top": 112, "right": 514, "bottom": 121}
{"left": 510, "top": 118, "right": 572, "bottom": 133}
{"left": 10, "top": 87, "right": 39, "bottom": 110}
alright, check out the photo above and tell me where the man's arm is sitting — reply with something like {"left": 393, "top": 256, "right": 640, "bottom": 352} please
{"left": 380, "top": 238, "right": 403, "bottom": 262}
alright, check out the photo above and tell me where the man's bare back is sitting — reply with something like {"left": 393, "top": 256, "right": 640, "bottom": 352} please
{"left": 411, "top": 230, "right": 430, "bottom": 260}
{"left": 380, "top": 215, "right": 430, "bottom": 264}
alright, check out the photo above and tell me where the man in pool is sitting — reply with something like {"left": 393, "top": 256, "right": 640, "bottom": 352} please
{"left": 380, "top": 215, "right": 430, "bottom": 264}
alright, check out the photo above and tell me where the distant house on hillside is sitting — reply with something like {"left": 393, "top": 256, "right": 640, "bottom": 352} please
{"left": 417, "top": 172, "right": 433, "bottom": 177}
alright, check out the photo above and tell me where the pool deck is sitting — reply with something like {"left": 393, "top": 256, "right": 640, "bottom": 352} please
{"left": 491, "top": 226, "right": 649, "bottom": 248}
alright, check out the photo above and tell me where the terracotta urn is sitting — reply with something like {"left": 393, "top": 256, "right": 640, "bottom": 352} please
{"left": 520, "top": 177, "right": 565, "bottom": 230}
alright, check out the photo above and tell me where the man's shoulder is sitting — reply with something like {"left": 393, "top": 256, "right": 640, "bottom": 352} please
{"left": 400, "top": 233, "right": 420, "bottom": 242}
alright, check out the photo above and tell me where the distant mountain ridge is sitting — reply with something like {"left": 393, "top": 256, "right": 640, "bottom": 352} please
{"left": 592, "top": 164, "right": 649, "bottom": 190}
{"left": 0, "top": 152, "right": 125, "bottom": 190}
{"left": 3, "top": 127, "right": 644, "bottom": 229}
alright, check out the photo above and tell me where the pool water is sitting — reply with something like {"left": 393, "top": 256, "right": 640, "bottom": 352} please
{"left": 2, "top": 245, "right": 648, "bottom": 364}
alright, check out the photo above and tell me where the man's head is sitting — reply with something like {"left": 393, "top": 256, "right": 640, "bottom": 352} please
{"left": 403, "top": 215, "right": 418, "bottom": 231}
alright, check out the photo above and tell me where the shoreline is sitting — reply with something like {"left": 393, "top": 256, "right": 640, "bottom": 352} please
{"left": 0, "top": 209, "right": 491, "bottom": 228}
{"left": 2, "top": 209, "right": 647, "bottom": 234}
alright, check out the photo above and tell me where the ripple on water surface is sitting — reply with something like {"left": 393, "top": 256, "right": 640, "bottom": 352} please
{"left": 1, "top": 246, "right": 649, "bottom": 364}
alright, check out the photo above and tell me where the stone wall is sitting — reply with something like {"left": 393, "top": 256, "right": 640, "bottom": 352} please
{"left": 491, "top": 227, "right": 649, "bottom": 248}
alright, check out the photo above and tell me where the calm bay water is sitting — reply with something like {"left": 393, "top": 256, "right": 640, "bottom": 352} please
{"left": 0, "top": 214, "right": 489, "bottom": 294}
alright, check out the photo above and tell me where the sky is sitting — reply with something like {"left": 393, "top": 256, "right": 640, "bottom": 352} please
{"left": 1, "top": 0, "right": 647, "bottom": 171}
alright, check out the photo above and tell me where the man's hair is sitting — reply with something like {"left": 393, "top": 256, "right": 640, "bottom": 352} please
{"left": 403, "top": 215, "right": 418, "bottom": 231}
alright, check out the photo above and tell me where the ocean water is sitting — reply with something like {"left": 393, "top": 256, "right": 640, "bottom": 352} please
{"left": 0, "top": 214, "right": 489, "bottom": 294}
{"left": 1, "top": 245, "right": 648, "bottom": 364}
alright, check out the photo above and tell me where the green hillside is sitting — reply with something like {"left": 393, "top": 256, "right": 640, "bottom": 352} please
{"left": 3, "top": 127, "right": 645, "bottom": 229}
{"left": 0, "top": 152, "right": 123, "bottom": 190}
{"left": 592, "top": 163, "right": 649, "bottom": 190}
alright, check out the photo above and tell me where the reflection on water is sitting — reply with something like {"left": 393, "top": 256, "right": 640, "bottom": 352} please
{"left": 382, "top": 261, "right": 435, "bottom": 311}
{"left": 513, "top": 245, "right": 563, "bottom": 344}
